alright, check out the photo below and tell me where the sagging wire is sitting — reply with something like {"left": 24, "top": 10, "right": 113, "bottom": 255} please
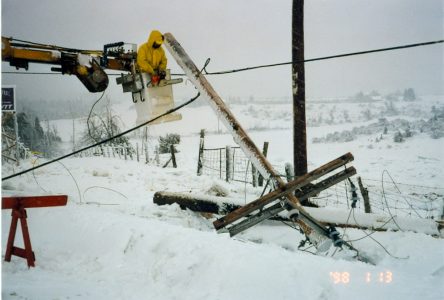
{"left": 56, "top": 160, "right": 83, "bottom": 204}
{"left": 331, "top": 177, "right": 367, "bottom": 259}
{"left": 87, "top": 91, "right": 106, "bottom": 143}
{"left": 29, "top": 156, "right": 83, "bottom": 203}
{"left": 345, "top": 216, "right": 395, "bottom": 243}
{"left": 330, "top": 178, "right": 354, "bottom": 258}
{"left": 351, "top": 209, "right": 409, "bottom": 260}
{"left": 336, "top": 177, "right": 408, "bottom": 261}
{"left": 2, "top": 91, "right": 201, "bottom": 181}
{"left": 382, "top": 169, "right": 422, "bottom": 218}
{"left": 380, "top": 172, "right": 404, "bottom": 231}
{"left": 31, "top": 157, "right": 48, "bottom": 193}
{"left": 83, "top": 186, "right": 128, "bottom": 205}
{"left": 260, "top": 178, "right": 271, "bottom": 197}
{"left": 198, "top": 40, "right": 444, "bottom": 75}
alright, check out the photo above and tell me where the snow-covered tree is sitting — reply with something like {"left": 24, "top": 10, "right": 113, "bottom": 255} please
{"left": 403, "top": 88, "right": 416, "bottom": 101}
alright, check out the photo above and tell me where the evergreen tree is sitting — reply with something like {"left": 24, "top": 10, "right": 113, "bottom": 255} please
{"left": 403, "top": 88, "right": 416, "bottom": 101}
{"left": 33, "top": 117, "right": 45, "bottom": 151}
{"left": 13, "top": 112, "right": 61, "bottom": 157}
{"left": 17, "top": 112, "right": 34, "bottom": 149}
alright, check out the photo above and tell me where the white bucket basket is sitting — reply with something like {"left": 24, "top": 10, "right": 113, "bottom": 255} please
{"left": 134, "top": 69, "right": 182, "bottom": 126}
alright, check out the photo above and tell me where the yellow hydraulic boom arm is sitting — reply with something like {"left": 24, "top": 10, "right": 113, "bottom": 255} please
{"left": 2, "top": 37, "right": 136, "bottom": 92}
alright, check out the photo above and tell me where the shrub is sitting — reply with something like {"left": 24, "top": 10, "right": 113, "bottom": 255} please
{"left": 158, "top": 133, "right": 181, "bottom": 154}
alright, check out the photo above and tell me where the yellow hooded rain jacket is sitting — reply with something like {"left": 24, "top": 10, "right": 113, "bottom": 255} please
{"left": 137, "top": 30, "right": 167, "bottom": 75}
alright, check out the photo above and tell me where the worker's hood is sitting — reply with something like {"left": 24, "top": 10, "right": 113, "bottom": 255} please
{"left": 147, "top": 30, "right": 163, "bottom": 47}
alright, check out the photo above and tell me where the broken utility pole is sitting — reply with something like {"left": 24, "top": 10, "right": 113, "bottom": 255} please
{"left": 163, "top": 33, "right": 372, "bottom": 264}
{"left": 292, "top": 0, "right": 307, "bottom": 177}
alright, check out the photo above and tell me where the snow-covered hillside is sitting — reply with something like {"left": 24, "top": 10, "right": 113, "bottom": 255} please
{"left": 2, "top": 96, "right": 444, "bottom": 299}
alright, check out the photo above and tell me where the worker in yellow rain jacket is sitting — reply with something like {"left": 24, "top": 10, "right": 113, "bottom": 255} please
{"left": 137, "top": 30, "right": 167, "bottom": 85}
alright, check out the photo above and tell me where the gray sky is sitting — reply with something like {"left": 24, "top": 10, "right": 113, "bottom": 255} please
{"left": 1, "top": 0, "right": 443, "bottom": 103}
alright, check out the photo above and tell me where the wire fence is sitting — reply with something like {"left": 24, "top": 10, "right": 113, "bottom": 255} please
{"left": 310, "top": 178, "right": 444, "bottom": 221}
{"left": 200, "top": 146, "right": 287, "bottom": 185}
{"left": 201, "top": 147, "right": 252, "bottom": 183}
{"left": 199, "top": 142, "right": 443, "bottom": 221}
{"left": 76, "top": 142, "right": 175, "bottom": 168}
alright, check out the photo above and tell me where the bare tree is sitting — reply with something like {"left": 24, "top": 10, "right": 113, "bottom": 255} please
{"left": 81, "top": 97, "right": 132, "bottom": 152}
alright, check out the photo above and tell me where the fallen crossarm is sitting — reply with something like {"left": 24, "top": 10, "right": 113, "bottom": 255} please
{"left": 163, "top": 32, "right": 373, "bottom": 264}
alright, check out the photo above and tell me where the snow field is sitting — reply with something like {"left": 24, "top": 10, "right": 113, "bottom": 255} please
{"left": 2, "top": 96, "right": 444, "bottom": 299}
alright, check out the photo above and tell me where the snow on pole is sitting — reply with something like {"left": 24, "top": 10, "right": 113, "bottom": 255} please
{"left": 163, "top": 33, "right": 274, "bottom": 182}
{"left": 285, "top": 163, "right": 295, "bottom": 183}
{"left": 163, "top": 32, "right": 340, "bottom": 251}
{"left": 258, "top": 142, "right": 269, "bottom": 187}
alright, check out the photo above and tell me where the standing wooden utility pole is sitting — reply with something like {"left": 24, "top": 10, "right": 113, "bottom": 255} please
{"left": 292, "top": 0, "right": 307, "bottom": 177}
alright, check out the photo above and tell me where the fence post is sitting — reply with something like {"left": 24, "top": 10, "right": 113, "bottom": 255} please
{"left": 258, "top": 142, "right": 269, "bottom": 186}
{"left": 170, "top": 144, "right": 177, "bottom": 168}
{"left": 197, "top": 129, "right": 205, "bottom": 175}
{"left": 441, "top": 198, "right": 444, "bottom": 220}
{"left": 124, "top": 146, "right": 127, "bottom": 160}
{"left": 145, "top": 143, "right": 149, "bottom": 164}
{"left": 358, "top": 177, "right": 372, "bottom": 213}
{"left": 136, "top": 143, "right": 140, "bottom": 162}
{"left": 251, "top": 163, "right": 257, "bottom": 187}
{"left": 129, "top": 146, "right": 134, "bottom": 160}
{"left": 155, "top": 146, "right": 160, "bottom": 166}
{"left": 225, "top": 146, "right": 232, "bottom": 182}
{"left": 285, "top": 163, "right": 294, "bottom": 182}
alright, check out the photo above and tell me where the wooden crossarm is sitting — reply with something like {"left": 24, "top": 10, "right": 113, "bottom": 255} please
{"left": 213, "top": 153, "right": 354, "bottom": 230}
{"left": 226, "top": 167, "right": 356, "bottom": 236}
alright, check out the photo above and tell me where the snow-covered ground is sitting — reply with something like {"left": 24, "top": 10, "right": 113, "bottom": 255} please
{"left": 2, "top": 96, "right": 444, "bottom": 299}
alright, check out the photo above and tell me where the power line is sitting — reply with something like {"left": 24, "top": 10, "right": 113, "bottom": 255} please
{"left": 3, "top": 39, "right": 443, "bottom": 77}
{"left": 201, "top": 39, "right": 444, "bottom": 75}
{"left": 2, "top": 92, "right": 200, "bottom": 181}
{"left": 1, "top": 56, "right": 214, "bottom": 181}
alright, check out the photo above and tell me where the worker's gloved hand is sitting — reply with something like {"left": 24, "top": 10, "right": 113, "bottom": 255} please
{"left": 150, "top": 75, "right": 160, "bottom": 85}
{"left": 159, "top": 70, "right": 166, "bottom": 80}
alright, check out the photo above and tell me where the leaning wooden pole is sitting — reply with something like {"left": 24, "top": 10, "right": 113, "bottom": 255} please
{"left": 163, "top": 33, "right": 371, "bottom": 263}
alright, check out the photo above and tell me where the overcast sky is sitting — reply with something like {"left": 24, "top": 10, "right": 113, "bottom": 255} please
{"left": 1, "top": 0, "right": 443, "bottom": 103}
